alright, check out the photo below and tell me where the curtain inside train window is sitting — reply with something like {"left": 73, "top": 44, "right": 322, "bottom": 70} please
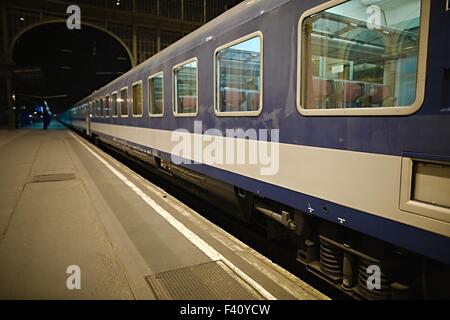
{"left": 174, "top": 60, "right": 198, "bottom": 115}
{"left": 301, "top": 0, "right": 422, "bottom": 110}
{"left": 215, "top": 35, "right": 262, "bottom": 114}
{"left": 132, "top": 82, "right": 143, "bottom": 116}
{"left": 148, "top": 72, "right": 164, "bottom": 116}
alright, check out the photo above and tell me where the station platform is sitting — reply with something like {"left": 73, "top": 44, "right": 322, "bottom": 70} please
{"left": 0, "top": 123, "right": 328, "bottom": 300}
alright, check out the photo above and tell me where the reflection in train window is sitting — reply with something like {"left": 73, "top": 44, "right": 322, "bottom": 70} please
{"left": 301, "top": 0, "right": 422, "bottom": 110}
{"left": 112, "top": 92, "right": 118, "bottom": 117}
{"left": 120, "top": 87, "right": 128, "bottom": 117}
{"left": 105, "top": 95, "right": 110, "bottom": 117}
{"left": 132, "top": 81, "right": 143, "bottom": 116}
{"left": 215, "top": 34, "right": 262, "bottom": 114}
{"left": 100, "top": 98, "right": 105, "bottom": 117}
{"left": 96, "top": 99, "right": 100, "bottom": 117}
{"left": 148, "top": 72, "right": 164, "bottom": 116}
{"left": 173, "top": 59, "right": 197, "bottom": 116}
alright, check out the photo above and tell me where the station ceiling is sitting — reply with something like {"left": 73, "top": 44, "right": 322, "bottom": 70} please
{"left": 10, "top": 0, "right": 244, "bottom": 115}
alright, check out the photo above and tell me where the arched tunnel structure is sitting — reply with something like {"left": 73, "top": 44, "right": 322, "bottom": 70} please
{"left": 11, "top": 20, "right": 133, "bottom": 115}
{"left": 0, "top": 0, "right": 240, "bottom": 128}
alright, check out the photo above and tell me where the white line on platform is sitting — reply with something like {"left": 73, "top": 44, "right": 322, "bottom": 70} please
{"left": 69, "top": 131, "right": 276, "bottom": 300}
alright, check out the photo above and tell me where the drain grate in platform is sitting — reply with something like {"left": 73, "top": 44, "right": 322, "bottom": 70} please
{"left": 31, "top": 173, "right": 75, "bottom": 183}
{"left": 145, "top": 261, "right": 264, "bottom": 300}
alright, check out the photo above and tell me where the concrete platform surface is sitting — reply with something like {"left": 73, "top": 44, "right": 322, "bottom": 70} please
{"left": 0, "top": 124, "right": 328, "bottom": 300}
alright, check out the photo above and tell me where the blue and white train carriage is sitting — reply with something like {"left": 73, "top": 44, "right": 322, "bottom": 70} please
{"left": 62, "top": 0, "right": 450, "bottom": 299}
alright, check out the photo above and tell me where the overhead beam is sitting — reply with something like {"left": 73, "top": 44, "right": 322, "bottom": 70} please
{"left": 0, "top": 0, "right": 203, "bottom": 34}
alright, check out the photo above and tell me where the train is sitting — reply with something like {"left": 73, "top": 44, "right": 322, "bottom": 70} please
{"left": 61, "top": 0, "right": 450, "bottom": 299}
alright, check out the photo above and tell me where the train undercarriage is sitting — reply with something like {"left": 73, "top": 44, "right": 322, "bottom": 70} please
{"left": 83, "top": 129, "right": 450, "bottom": 300}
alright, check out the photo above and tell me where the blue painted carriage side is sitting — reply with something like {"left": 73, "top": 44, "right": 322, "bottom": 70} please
{"left": 69, "top": 0, "right": 450, "bottom": 265}
{"left": 403, "top": 151, "right": 450, "bottom": 164}
{"left": 83, "top": 0, "right": 450, "bottom": 161}
{"left": 92, "top": 129, "right": 450, "bottom": 266}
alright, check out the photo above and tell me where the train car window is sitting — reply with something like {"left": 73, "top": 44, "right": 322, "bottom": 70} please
{"left": 173, "top": 59, "right": 198, "bottom": 116}
{"left": 100, "top": 98, "right": 104, "bottom": 117}
{"left": 298, "top": 0, "right": 429, "bottom": 116}
{"left": 94, "top": 101, "right": 97, "bottom": 117}
{"left": 95, "top": 99, "right": 100, "bottom": 117}
{"left": 111, "top": 92, "right": 118, "bottom": 117}
{"left": 215, "top": 33, "right": 262, "bottom": 116}
{"left": 120, "top": 87, "right": 129, "bottom": 117}
{"left": 132, "top": 81, "right": 143, "bottom": 117}
{"left": 148, "top": 72, "right": 164, "bottom": 116}
{"left": 105, "top": 95, "right": 110, "bottom": 117}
